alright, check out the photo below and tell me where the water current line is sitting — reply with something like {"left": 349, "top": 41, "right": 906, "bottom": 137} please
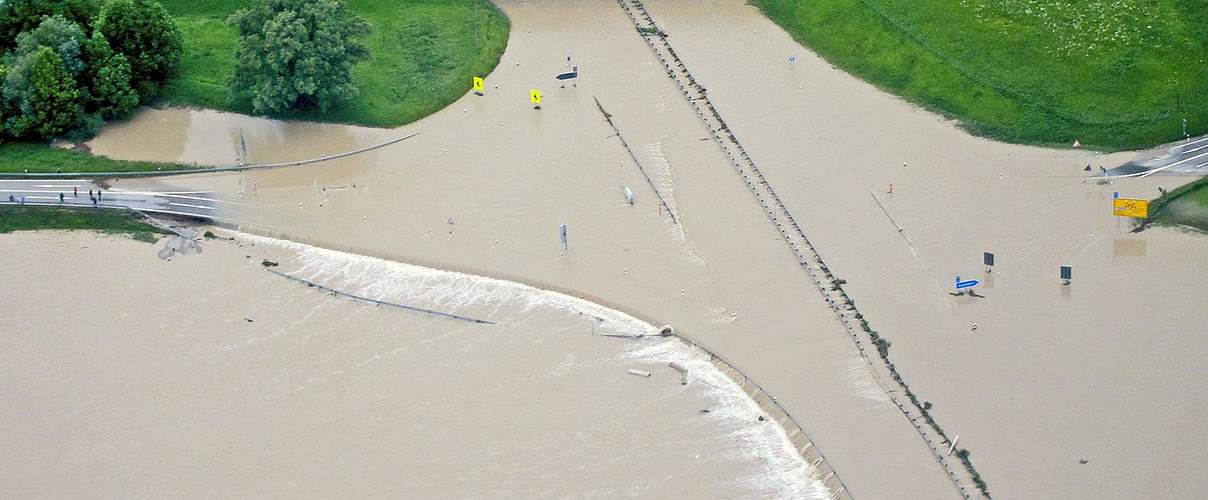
{"left": 265, "top": 268, "right": 497, "bottom": 325}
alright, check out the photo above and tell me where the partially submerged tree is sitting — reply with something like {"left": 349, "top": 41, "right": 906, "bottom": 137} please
{"left": 228, "top": 0, "right": 371, "bottom": 114}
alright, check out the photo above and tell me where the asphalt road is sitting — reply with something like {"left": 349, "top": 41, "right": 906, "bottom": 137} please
{"left": 0, "top": 179, "right": 224, "bottom": 220}
{"left": 1107, "top": 133, "right": 1208, "bottom": 178}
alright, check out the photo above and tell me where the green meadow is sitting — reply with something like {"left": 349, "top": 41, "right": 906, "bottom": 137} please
{"left": 160, "top": 0, "right": 509, "bottom": 127}
{"left": 753, "top": 0, "right": 1207, "bottom": 151}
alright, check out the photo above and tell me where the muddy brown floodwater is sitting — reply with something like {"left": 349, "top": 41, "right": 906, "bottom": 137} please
{"left": 72, "top": 0, "right": 1208, "bottom": 498}
{"left": 0, "top": 231, "right": 829, "bottom": 498}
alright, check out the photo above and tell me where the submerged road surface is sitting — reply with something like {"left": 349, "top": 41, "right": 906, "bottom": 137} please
{"left": 0, "top": 179, "right": 227, "bottom": 220}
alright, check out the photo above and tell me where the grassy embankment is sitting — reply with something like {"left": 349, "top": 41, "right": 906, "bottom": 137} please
{"left": 1146, "top": 176, "right": 1208, "bottom": 232}
{"left": 0, "top": 143, "right": 190, "bottom": 174}
{"left": 753, "top": 0, "right": 1207, "bottom": 151}
{"left": 161, "top": 0, "right": 509, "bottom": 127}
{"left": 0, "top": 206, "right": 166, "bottom": 242}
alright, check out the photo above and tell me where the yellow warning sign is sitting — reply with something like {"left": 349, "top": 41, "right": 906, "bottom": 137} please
{"left": 1113, "top": 198, "right": 1149, "bottom": 218}
{"left": 530, "top": 88, "right": 542, "bottom": 105}
{"left": 472, "top": 76, "right": 484, "bottom": 93}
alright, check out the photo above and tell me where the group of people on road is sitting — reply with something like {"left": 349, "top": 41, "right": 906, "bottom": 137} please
{"left": 4, "top": 187, "right": 103, "bottom": 206}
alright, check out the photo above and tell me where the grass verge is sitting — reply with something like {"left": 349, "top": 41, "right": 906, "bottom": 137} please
{"left": 0, "top": 206, "right": 166, "bottom": 243}
{"left": 752, "top": 0, "right": 1207, "bottom": 151}
{"left": 161, "top": 0, "right": 510, "bottom": 127}
{"left": 0, "top": 142, "right": 191, "bottom": 174}
{"left": 1146, "top": 176, "right": 1208, "bottom": 232}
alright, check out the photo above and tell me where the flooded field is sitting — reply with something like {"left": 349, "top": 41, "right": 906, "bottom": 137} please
{"left": 0, "top": 232, "right": 828, "bottom": 498}
{"left": 49, "top": 0, "right": 1208, "bottom": 497}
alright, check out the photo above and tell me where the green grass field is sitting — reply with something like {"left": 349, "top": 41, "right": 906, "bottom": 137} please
{"left": 1148, "top": 176, "right": 1208, "bottom": 232}
{"left": 160, "top": 0, "right": 509, "bottom": 127}
{"left": 0, "top": 142, "right": 191, "bottom": 174}
{"left": 0, "top": 206, "right": 165, "bottom": 242}
{"left": 753, "top": 0, "right": 1208, "bottom": 151}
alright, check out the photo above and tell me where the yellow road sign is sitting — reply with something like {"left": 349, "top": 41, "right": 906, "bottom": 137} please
{"left": 530, "top": 88, "right": 542, "bottom": 105}
{"left": 1113, "top": 198, "right": 1149, "bottom": 218}
{"left": 472, "top": 76, "right": 484, "bottom": 92}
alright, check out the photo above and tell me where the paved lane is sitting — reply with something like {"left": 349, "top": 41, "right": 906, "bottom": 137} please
{"left": 1107, "top": 133, "right": 1208, "bottom": 178}
{"left": 0, "top": 179, "right": 229, "bottom": 220}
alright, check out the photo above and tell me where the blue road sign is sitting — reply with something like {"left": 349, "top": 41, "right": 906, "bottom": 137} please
{"left": 984, "top": 252, "right": 995, "bottom": 267}
{"left": 1114, "top": 191, "right": 1119, "bottom": 199}
{"left": 955, "top": 276, "right": 979, "bottom": 290}
{"left": 560, "top": 223, "right": 568, "bottom": 250}
{"left": 1060, "top": 266, "right": 1071, "bottom": 280}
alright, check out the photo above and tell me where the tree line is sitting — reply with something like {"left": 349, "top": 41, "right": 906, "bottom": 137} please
{"left": 0, "top": 0, "right": 182, "bottom": 142}
{"left": 0, "top": 0, "right": 373, "bottom": 145}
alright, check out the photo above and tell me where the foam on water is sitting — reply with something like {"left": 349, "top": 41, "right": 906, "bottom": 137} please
{"left": 625, "top": 341, "right": 832, "bottom": 500}
{"left": 238, "top": 233, "right": 832, "bottom": 499}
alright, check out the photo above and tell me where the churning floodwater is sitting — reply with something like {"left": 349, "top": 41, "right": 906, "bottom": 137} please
{"left": 0, "top": 232, "right": 829, "bottom": 498}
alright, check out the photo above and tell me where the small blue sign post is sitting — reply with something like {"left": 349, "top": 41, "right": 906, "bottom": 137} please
{"left": 955, "top": 275, "right": 979, "bottom": 293}
{"left": 560, "top": 223, "right": 568, "bottom": 251}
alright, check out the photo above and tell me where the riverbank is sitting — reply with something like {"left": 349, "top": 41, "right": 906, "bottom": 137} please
{"left": 0, "top": 142, "right": 191, "bottom": 174}
{"left": 1147, "top": 175, "right": 1208, "bottom": 232}
{"left": 161, "top": 0, "right": 509, "bottom": 127}
{"left": 751, "top": 0, "right": 1207, "bottom": 150}
{"left": 0, "top": 206, "right": 164, "bottom": 242}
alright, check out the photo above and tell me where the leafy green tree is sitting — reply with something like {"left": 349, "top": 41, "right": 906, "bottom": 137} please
{"left": 80, "top": 33, "right": 138, "bottom": 118}
{"left": 7, "top": 47, "right": 84, "bottom": 138}
{"left": 95, "top": 0, "right": 182, "bottom": 97}
{"left": 0, "top": 0, "right": 100, "bottom": 52}
{"left": 228, "top": 0, "right": 371, "bottom": 113}
{"left": 89, "top": 53, "right": 138, "bottom": 118}
{"left": 13, "top": 15, "right": 88, "bottom": 76}
{"left": 0, "top": 64, "right": 9, "bottom": 139}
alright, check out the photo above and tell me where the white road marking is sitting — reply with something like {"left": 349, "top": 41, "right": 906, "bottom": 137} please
{"left": 168, "top": 202, "right": 214, "bottom": 210}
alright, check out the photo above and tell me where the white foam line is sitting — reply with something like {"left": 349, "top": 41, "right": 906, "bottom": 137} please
{"left": 168, "top": 202, "right": 214, "bottom": 210}
{"left": 231, "top": 232, "right": 830, "bottom": 500}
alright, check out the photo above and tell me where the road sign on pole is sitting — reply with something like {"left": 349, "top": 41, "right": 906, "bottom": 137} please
{"left": 1113, "top": 198, "right": 1148, "bottom": 218}
{"left": 531, "top": 88, "right": 543, "bottom": 108}
{"left": 983, "top": 252, "right": 995, "bottom": 268}
{"left": 472, "top": 76, "right": 485, "bottom": 94}
{"left": 955, "top": 276, "right": 979, "bottom": 291}
{"left": 1060, "top": 265, "right": 1072, "bottom": 285}
{"left": 560, "top": 223, "right": 567, "bottom": 251}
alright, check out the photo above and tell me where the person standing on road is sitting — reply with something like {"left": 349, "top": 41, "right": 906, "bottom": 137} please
{"left": 59, "top": 193, "right": 64, "bottom": 203}
{"left": 73, "top": 187, "right": 78, "bottom": 197}
{"left": 97, "top": 189, "right": 102, "bottom": 201}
